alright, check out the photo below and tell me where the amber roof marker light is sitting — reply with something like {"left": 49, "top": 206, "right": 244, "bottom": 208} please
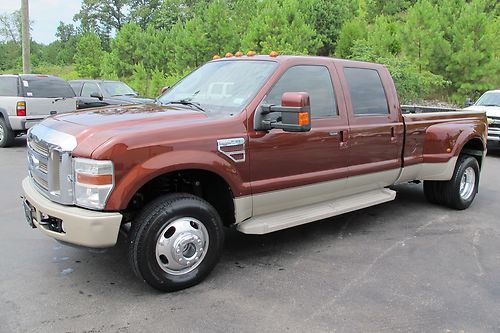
{"left": 225, "top": 52, "right": 234, "bottom": 58}
{"left": 235, "top": 51, "right": 243, "bottom": 57}
{"left": 247, "top": 51, "right": 256, "bottom": 57}
{"left": 269, "top": 51, "right": 279, "bottom": 57}
{"left": 213, "top": 55, "right": 221, "bottom": 60}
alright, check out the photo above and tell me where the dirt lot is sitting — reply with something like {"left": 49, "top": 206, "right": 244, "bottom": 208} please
{"left": 1, "top": 138, "right": 499, "bottom": 332}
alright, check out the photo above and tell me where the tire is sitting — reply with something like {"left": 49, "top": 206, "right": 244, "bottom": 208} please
{"left": 440, "top": 155, "right": 480, "bottom": 210}
{"left": 128, "top": 193, "right": 224, "bottom": 292}
{"left": 0, "top": 118, "right": 15, "bottom": 148}
{"left": 423, "top": 181, "right": 441, "bottom": 204}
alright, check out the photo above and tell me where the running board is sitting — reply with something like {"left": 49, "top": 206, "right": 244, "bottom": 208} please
{"left": 236, "top": 188, "right": 396, "bottom": 234}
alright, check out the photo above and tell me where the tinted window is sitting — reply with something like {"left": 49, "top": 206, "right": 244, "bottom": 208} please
{"left": 344, "top": 68, "right": 389, "bottom": 116}
{"left": 82, "top": 82, "right": 100, "bottom": 97}
{"left": 0, "top": 77, "right": 19, "bottom": 96}
{"left": 264, "top": 66, "right": 337, "bottom": 118}
{"left": 21, "top": 76, "right": 76, "bottom": 98}
{"left": 101, "top": 81, "right": 136, "bottom": 96}
{"left": 69, "top": 81, "right": 82, "bottom": 95}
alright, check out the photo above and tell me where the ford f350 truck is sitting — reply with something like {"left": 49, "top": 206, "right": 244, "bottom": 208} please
{"left": 21, "top": 54, "right": 487, "bottom": 291}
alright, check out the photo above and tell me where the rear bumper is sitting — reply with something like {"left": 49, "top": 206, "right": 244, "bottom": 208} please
{"left": 9, "top": 116, "right": 45, "bottom": 131}
{"left": 22, "top": 177, "right": 122, "bottom": 248}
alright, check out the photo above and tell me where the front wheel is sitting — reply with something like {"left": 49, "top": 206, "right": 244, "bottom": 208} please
{"left": 128, "top": 193, "right": 224, "bottom": 292}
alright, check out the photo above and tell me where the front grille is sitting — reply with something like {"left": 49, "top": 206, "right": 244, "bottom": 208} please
{"left": 29, "top": 139, "right": 49, "bottom": 157}
{"left": 27, "top": 125, "right": 76, "bottom": 205}
{"left": 32, "top": 173, "right": 49, "bottom": 190}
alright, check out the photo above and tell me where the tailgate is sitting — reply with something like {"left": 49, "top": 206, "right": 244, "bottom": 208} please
{"left": 24, "top": 98, "right": 77, "bottom": 117}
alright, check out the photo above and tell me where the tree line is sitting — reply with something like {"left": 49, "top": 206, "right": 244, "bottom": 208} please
{"left": 0, "top": 0, "right": 499, "bottom": 103}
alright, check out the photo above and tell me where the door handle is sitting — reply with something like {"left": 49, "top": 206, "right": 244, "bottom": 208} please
{"left": 390, "top": 127, "right": 397, "bottom": 143}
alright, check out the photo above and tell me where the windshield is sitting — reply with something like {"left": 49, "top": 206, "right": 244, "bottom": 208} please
{"left": 475, "top": 91, "right": 500, "bottom": 107}
{"left": 158, "top": 60, "right": 278, "bottom": 114}
{"left": 101, "top": 81, "right": 137, "bottom": 97}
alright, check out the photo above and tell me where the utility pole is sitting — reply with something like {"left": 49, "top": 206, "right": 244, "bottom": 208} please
{"left": 21, "top": 0, "right": 30, "bottom": 74}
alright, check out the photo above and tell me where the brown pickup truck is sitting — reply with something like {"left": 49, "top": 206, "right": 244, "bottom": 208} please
{"left": 22, "top": 54, "right": 487, "bottom": 291}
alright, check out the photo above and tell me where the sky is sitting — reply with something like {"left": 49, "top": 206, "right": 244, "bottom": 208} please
{"left": 0, "top": 0, "right": 81, "bottom": 44}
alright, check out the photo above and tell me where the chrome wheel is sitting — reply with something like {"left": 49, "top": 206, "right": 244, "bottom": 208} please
{"left": 459, "top": 166, "right": 476, "bottom": 200}
{"left": 155, "top": 217, "right": 209, "bottom": 275}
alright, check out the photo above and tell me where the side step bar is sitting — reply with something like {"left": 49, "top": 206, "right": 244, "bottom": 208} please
{"left": 236, "top": 188, "right": 396, "bottom": 234}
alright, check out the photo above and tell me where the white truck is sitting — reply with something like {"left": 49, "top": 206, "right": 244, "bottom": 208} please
{"left": 0, "top": 74, "right": 77, "bottom": 147}
{"left": 465, "top": 89, "right": 500, "bottom": 142}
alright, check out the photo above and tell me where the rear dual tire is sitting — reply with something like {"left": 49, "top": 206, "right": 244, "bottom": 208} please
{"left": 424, "top": 155, "right": 479, "bottom": 210}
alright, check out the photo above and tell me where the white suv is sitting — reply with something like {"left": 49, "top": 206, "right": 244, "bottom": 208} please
{"left": 465, "top": 89, "right": 500, "bottom": 142}
{"left": 0, "top": 74, "right": 77, "bottom": 147}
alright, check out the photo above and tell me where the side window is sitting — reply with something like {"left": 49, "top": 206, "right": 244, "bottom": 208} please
{"left": 0, "top": 77, "right": 19, "bottom": 97}
{"left": 69, "top": 82, "right": 82, "bottom": 95}
{"left": 344, "top": 67, "right": 389, "bottom": 116}
{"left": 264, "top": 65, "right": 337, "bottom": 118}
{"left": 82, "top": 82, "right": 100, "bottom": 97}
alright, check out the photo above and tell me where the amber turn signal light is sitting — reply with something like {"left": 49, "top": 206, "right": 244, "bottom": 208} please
{"left": 16, "top": 101, "right": 26, "bottom": 116}
{"left": 77, "top": 173, "right": 113, "bottom": 186}
{"left": 298, "top": 112, "right": 310, "bottom": 126}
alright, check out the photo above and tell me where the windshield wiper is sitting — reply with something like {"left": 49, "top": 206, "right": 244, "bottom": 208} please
{"left": 164, "top": 100, "right": 206, "bottom": 112}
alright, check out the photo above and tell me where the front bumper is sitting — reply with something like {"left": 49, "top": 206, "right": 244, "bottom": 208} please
{"left": 22, "top": 177, "right": 122, "bottom": 248}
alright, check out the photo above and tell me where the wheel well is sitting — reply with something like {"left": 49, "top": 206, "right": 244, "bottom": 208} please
{"left": 125, "top": 169, "right": 235, "bottom": 227}
{"left": 460, "top": 138, "right": 484, "bottom": 168}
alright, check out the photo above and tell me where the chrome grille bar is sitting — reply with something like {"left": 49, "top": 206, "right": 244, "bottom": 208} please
{"left": 27, "top": 124, "right": 77, "bottom": 205}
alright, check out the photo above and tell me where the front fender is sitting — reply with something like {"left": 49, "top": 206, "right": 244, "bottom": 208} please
{"left": 105, "top": 150, "right": 249, "bottom": 210}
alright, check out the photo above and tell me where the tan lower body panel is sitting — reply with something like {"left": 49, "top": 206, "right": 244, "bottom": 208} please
{"left": 395, "top": 156, "right": 458, "bottom": 183}
{"left": 22, "top": 177, "right": 122, "bottom": 248}
{"left": 237, "top": 188, "right": 396, "bottom": 234}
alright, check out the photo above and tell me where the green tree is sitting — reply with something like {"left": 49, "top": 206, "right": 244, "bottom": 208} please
{"left": 107, "top": 23, "right": 146, "bottom": 77}
{"left": 204, "top": 0, "right": 239, "bottom": 56}
{"left": 301, "top": 0, "right": 358, "bottom": 55}
{"left": 401, "top": 0, "right": 451, "bottom": 74}
{"left": 74, "top": 33, "right": 104, "bottom": 78}
{"left": 445, "top": 0, "right": 500, "bottom": 101}
{"left": 241, "top": 0, "right": 321, "bottom": 54}
{"left": 74, "top": 0, "right": 130, "bottom": 47}
{"left": 336, "top": 17, "right": 368, "bottom": 58}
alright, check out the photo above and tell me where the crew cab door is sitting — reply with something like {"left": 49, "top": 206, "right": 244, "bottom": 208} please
{"left": 336, "top": 64, "right": 404, "bottom": 193}
{"left": 248, "top": 62, "right": 350, "bottom": 216}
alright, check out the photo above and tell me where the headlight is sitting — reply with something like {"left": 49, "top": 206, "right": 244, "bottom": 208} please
{"left": 73, "top": 157, "right": 114, "bottom": 210}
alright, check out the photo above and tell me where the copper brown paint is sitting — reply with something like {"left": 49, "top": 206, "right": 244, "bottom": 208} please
{"left": 45, "top": 55, "right": 487, "bottom": 211}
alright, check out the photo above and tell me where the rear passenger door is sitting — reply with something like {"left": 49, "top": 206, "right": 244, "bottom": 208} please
{"left": 249, "top": 62, "right": 350, "bottom": 216}
{"left": 337, "top": 65, "right": 404, "bottom": 194}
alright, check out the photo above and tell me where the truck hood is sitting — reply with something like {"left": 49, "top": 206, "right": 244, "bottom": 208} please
{"left": 42, "top": 103, "right": 210, "bottom": 157}
{"left": 464, "top": 105, "right": 500, "bottom": 118}
{"left": 107, "top": 95, "right": 155, "bottom": 104}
